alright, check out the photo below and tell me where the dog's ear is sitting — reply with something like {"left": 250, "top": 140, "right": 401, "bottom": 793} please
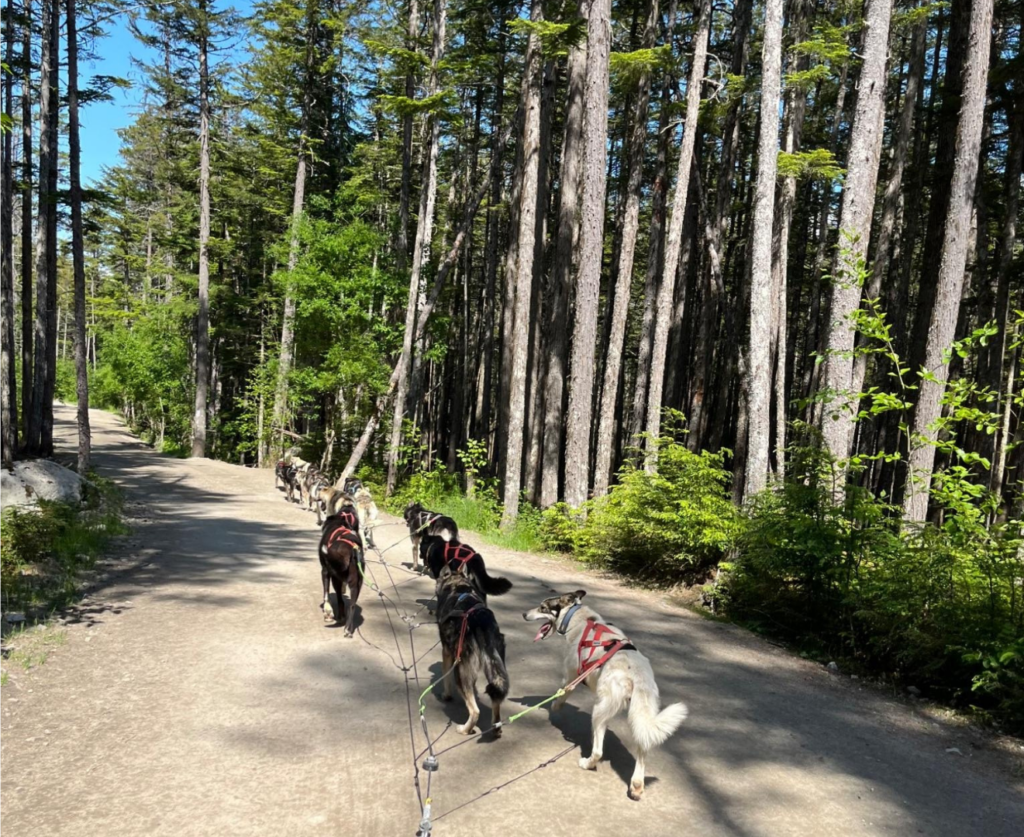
{"left": 574, "top": 590, "right": 587, "bottom": 601}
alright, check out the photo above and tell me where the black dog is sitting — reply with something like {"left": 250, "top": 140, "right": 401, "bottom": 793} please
{"left": 403, "top": 502, "right": 459, "bottom": 572}
{"left": 435, "top": 563, "right": 510, "bottom": 736}
{"left": 318, "top": 512, "right": 365, "bottom": 637}
{"left": 420, "top": 534, "right": 512, "bottom": 598}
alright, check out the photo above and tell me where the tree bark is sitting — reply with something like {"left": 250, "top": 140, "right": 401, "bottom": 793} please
{"left": 563, "top": 0, "right": 613, "bottom": 507}
{"left": 903, "top": 0, "right": 994, "bottom": 522}
{"left": 592, "top": 0, "right": 659, "bottom": 498}
{"left": 270, "top": 0, "right": 316, "bottom": 459}
{"left": 819, "top": 0, "right": 893, "bottom": 463}
{"left": 191, "top": 3, "right": 212, "bottom": 457}
{"left": 67, "top": 0, "right": 90, "bottom": 474}
{"left": 29, "top": 0, "right": 58, "bottom": 456}
{"left": 742, "top": 0, "right": 784, "bottom": 501}
{"left": 386, "top": 0, "right": 446, "bottom": 494}
{"left": 539, "top": 0, "right": 591, "bottom": 508}
{"left": 643, "top": 0, "right": 710, "bottom": 471}
{"left": 1, "top": 0, "right": 15, "bottom": 467}
{"left": 20, "top": 0, "right": 32, "bottom": 438}
{"left": 501, "top": 0, "right": 544, "bottom": 526}
{"left": 397, "top": 0, "right": 420, "bottom": 275}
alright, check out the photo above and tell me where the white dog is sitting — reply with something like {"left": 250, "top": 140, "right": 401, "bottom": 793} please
{"left": 524, "top": 590, "right": 687, "bottom": 800}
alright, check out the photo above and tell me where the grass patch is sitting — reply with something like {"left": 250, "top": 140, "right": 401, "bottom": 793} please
{"left": 1, "top": 472, "right": 128, "bottom": 616}
{"left": 1, "top": 624, "right": 69, "bottom": 685}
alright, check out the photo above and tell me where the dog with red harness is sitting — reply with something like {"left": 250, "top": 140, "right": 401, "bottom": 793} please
{"left": 523, "top": 590, "right": 688, "bottom": 801}
{"left": 419, "top": 534, "right": 512, "bottom": 599}
{"left": 434, "top": 562, "right": 509, "bottom": 736}
{"left": 318, "top": 505, "right": 365, "bottom": 637}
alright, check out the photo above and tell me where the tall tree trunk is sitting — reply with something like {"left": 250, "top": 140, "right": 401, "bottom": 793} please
{"left": 850, "top": 14, "right": 926, "bottom": 404}
{"left": 592, "top": 0, "right": 659, "bottom": 497}
{"left": 768, "top": 0, "right": 810, "bottom": 479}
{"left": 191, "top": 5, "right": 211, "bottom": 458}
{"left": 397, "top": 0, "right": 420, "bottom": 274}
{"left": 1, "top": 0, "right": 15, "bottom": 467}
{"left": 903, "top": 0, "right": 993, "bottom": 522}
{"left": 501, "top": 0, "right": 544, "bottom": 526}
{"left": 539, "top": 0, "right": 591, "bottom": 508}
{"left": 67, "top": 0, "right": 90, "bottom": 474}
{"left": 386, "top": 0, "right": 446, "bottom": 495}
{"left": 563, "top": 0, "right": 612, "bottom": 507}
{"left": 643, "top": 0, "right": 710, "bottom": 471}
{"left": 29, "top": 0, "right": 58, "bottom": 456}
{"left": 20, "top": 0, "right": 32, "bottom": 438}
{"left": 270, "top": 0, "right": 316, "bottom": 459}
{"left": 742, "top": 0, "right": 784, "bottom": 501}
{"left": 819, "top": 0, "right": 893, "bottom": 463}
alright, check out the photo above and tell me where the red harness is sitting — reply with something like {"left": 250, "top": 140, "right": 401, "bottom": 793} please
{"left": 576, "top": 618, "right": 630, "bottom": 677}
{"left": 325, "top": 525, "right": 360, "bottom": 552}
{"left": 443, "top": 542, "right": 477, "bottom": 570}
{"left": 334, "top": 509, "right": 359, "bottom": 530}
{"left": 445, "top": 592, "right": 484, "bottom": 661}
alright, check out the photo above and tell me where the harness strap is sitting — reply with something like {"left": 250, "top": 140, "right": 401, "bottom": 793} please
{"left": 325, "top": 525, "right": 360, "bottom": 552}
{"left": 453, "top": 603, "right": 484, "bottom": 661}
{"left": 443, "top": 542, "right": 477, "bottom": 568}
{"left": 576, "top": 618, "right": 631, "bottom": 677}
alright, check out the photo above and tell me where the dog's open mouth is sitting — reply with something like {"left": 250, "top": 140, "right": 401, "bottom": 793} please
{"left": 534, "top": 622, "right": 553, "bottom": 642}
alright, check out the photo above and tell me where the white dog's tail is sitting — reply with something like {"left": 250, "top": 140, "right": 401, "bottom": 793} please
{"left": 628, "top": 692, "right": 688, "bottom": 751}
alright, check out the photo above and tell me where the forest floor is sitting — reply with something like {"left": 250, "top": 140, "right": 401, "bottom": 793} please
{"left": 2, "top": 406, "right": 1023, "bottom": 836}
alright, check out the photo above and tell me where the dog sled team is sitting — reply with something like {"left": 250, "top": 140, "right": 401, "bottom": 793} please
{"left": 273, "top": 454, "right": 686, "bottom": 802}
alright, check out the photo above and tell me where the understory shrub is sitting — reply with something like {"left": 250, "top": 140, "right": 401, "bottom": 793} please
{"left": 722, "top": 445, "right": 1024, "bottom": 732}
{"left": 1, "top": 475, "right": 128, "bottom": 614}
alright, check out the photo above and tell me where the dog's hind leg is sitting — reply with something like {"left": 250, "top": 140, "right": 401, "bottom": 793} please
{"left": 411, "top": 534, "right": 421, "bottom": 570}
{"left": 441, "top": 646, "right": 454, "bottom": 701}
{"left": 331, "top": 571, "right": 347, "bottom": 627}
{"left": 628, "top": 748, "right": 648, "bottom": 801}
{"left": 579, "top": 693, "right": 619, "bottom": 771}
{"left": 344, "top": 559, "right": 362, "bottom": 638}
{"left": 321, "top": 566, "right": 334, "bottom": 622}
{"left": 456, "top": 667, "right": 480, "bottom": 734}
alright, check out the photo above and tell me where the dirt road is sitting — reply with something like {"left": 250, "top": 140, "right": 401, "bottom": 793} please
{"left": 2, "top": 407, "right": 1022, "bottom": 836}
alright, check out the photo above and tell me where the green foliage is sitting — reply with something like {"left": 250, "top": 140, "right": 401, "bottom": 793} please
{"left": 1, "top": 476, "right": 128, "bottom": 614}
{"left": 723, "top": 443, "right": 1024, "bottom": 732}
{"left": 776, "top": 149, "right": 845, "bottom": 182}
{"left": 539, "top": 420, "right": 740, "bottom": 585}
{"left": 507, "top": 17, "right": 586, "bottom": 57}
{"left": 610, "top": 45, "right": 674, "bottom": 83}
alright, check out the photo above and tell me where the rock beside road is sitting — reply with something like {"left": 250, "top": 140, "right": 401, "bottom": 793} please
{"left": 1, "top": 460, "right": 85, "bottom": 510}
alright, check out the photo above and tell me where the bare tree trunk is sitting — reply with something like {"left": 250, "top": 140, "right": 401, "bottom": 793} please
{"left": 539, "top": 0, "right": 591, "bottom": 508}
{"left": 67, "top": 0, "right": 90, "bottom": 474}
{"left": 501, "top": 0, "right": 544, "bottom": 526}
{"left": 643, "top": 0, "right": 710, "bottom": 471}
{"left": 29, "top": 0, "right": 58, "bottom": 456}
{"left": 386, "top": 0, "right": 446, "bottom": 494}
{"left": 742, "top": 0, "right": 784, "bottom": 501}
{"left": 563, "top": 0, "right": 612, "bottom": 507}
{"left": 397, "top": 0, "right": 419, "bottom": 274}
{"left": 1, "top": 0, "right": 15, "bottom": 467}
{"left": 819, "top": 0, "right": 893, "bottom": 463}
{"left": 903, "top": 0, "right": 993, "bottom": 522}
{"left": 20, "top": 0, "right": 32, "bottom": 438}
{"left": 850, "top": 13, "right": 926, "bottom": 404}
{"left": 191, "top": 6, "right": 211, "bottom": 458}
{"left": 592, "top": 0, "right": 659, "bottom": 497}
{"left": 270, "top": 1, "right": 316, "bottom": 455}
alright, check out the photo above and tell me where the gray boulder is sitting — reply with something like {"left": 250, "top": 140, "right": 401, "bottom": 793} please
{"left": 1, "top": 460, "right": 85, "bottom": 510}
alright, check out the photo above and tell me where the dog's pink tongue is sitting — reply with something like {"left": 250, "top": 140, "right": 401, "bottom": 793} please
{"left": 533, "top": 623, "right": 551, "bottom": 642}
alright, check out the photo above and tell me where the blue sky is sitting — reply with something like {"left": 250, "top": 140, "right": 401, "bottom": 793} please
{"left": 79, "top": 0, "right": 254, "bottom": 187}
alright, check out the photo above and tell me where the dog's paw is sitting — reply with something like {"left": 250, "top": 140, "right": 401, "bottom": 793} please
{"left": 627, "top": 782, "right": 644, "bottom": 802}
{"left": 492, "top": 726, "right": 502, "bottom": 739}
{"left": 344, "top": 629, "right": 354, "bottom": 638}
{"left": 578, "top": 756, "right": 599, "bottom": 771}
{"left": 456, "top": 723, "right": 476, "bottom": 735}
{"left": 323, "top": 607, "right": 335, "bottom": 622}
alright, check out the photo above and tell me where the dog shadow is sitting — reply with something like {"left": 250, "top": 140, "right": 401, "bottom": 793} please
{"left": 425, "top": 661, "right": 504, "bottom": 743}
{"left": 513, "top": 694, "right": 659, "bottom": 794}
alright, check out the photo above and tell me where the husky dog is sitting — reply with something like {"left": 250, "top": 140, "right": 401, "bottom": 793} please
{"left": 315, "top": 485, "right": 340, "bottom": 525}
{"left": 274, "top": 460, "right": 291, "bottom": 491}
{"left": 420, "top": 534, "right": 512, "bottom": 598}
{"left": 435, "top": 563, "right": 510, "bottom": 736}
{"left": 403, "top": 502, "right": 459, "bottom": 571}
{"left": 524, "top": 590, "right": 688, "bottom": 801}
{"left": 352, "top": 486, "right": 379, "bottom": 549}
{"left": 300, "top": 467, "right": 324, "bottom": 511}
{"left": 318, "top": 511, "right": 365, "bottom": 637}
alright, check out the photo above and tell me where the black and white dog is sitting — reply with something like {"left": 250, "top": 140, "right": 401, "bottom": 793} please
{"left": 435, "top": 562, "right": 509, "bottom": 736}
{"left": 403, "top": 502, "right": 459, "bottom": 571}
{"left": 419, "top": 534, "right": 512, "bottom": 598}
{"left": 524, "top": 590, "right": 688, "bottom": 800}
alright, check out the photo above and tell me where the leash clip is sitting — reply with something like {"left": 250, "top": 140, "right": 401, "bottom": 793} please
{"left": 422, "top": 755, "right": 439, "bottom": 772}
{"left": 416, "top": 800, "right": 433, "bottom": 836}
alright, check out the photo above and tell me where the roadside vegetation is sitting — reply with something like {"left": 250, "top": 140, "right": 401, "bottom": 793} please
{"left": 1, "top": 475, "right": 128, "bottom": 617}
